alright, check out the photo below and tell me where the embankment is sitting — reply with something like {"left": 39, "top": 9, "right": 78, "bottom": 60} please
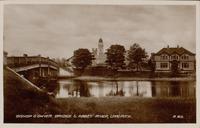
{"left": 4, "top": 67, "right": 61, "bottom": 123}
{"left": 73, "top": 76, "right": 195, "bottom": 81}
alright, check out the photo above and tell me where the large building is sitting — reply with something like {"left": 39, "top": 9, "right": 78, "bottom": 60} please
{"left": 92, "top": 38, "right": 106, "bottom": 66}
{"left": 151, "top": 45, "right": 195, "bottom": 73}
{"left": 66, "top": 38, "right": 107, "bottom": 67}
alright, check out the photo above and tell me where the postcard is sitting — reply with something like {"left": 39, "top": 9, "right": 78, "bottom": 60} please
{"left": 1, "top": 0, "right": 199, "bottom": 128}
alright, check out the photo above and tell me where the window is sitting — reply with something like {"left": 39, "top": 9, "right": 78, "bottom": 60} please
{"left": 182, "top": 63, "right": 189, "bottom": 68}
{"left": 171, "top": 55, "right": 179, "bottom": 60}
{"left": 182, "top": 55, "right": 189, "bottom": 60}
{"left": 160, "top": 63, "right": 168, "bottom": 68}
{"left": 161, "top": 55, "right": 168, "bottom": 60}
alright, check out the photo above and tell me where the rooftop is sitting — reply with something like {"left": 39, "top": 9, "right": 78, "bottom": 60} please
{"left": 155, "top": 46, "right": 195, "bottom": 56}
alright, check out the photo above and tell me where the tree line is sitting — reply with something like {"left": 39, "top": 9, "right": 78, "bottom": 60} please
{"left": 71, "top": 43, "right": 152, "bottom": 71}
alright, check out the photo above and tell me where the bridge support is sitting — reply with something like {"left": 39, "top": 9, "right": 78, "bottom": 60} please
{"left": 39, "top": 66, "right": 42, "bottom": 77}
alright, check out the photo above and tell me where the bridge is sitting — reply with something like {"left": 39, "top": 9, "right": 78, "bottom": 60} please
{"left": 4, "top": 53, "right": 59, "bottom": 86}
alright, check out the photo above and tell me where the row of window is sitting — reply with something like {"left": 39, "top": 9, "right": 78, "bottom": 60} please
{"left": 182, "top": 63, "right": 189, "bottom": 68}
{"left": 160, "top": 63, "right": 189, "bottom": 68}
{"left": 161, "top": 55, "right": 189, "bottom": 60}
{"left": 160, "top": 63, "right": 168, "bottom": 68}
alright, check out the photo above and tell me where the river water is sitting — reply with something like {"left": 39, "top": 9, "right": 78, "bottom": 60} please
{"left": 55, "top": 79, "right": 196, "bottom": 98}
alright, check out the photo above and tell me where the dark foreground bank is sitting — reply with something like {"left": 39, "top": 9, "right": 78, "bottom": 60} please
{"left": 54, "top": 97, "right": 195, "bottom": 123}
{"left": 4, "top": 67, "right": 196, "bottom": 123}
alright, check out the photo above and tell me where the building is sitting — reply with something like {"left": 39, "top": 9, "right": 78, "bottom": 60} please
{"left": 151, "top": 45, "right": 195, "bottom": 73}
{"left": 65, "top": 38, "right": 107, "bottom": 67}
{"left": 92, "top": 38, "right": 107, "bottom": 66}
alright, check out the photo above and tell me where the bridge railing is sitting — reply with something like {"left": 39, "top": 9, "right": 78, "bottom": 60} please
{"left": 7, "top": 56, "right": 58, "bottom": 68}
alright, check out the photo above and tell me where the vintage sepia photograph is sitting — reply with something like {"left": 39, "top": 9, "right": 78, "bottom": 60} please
{"left": 3, "top": 2, "right": 197, "bottom": 124}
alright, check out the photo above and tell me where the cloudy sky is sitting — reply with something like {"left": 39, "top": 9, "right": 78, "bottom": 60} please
{"left": 4, "top": 4, "right": 196, "bottom": 59}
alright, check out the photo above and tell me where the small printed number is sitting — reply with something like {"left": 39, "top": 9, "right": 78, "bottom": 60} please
{"left": 172, "top": 115, "right": 184, "bottom": 119}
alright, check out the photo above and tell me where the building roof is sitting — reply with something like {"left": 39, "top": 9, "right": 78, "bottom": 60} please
{"left": 155, "top": 47, "right": 195, "bottom": 56}
{"left": 66, "top": 56, "right": 74, "bottom": 61}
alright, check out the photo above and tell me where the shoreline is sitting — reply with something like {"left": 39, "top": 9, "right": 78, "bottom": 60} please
{"left": 72, "top": 76, "right": 196, "bottom": 81}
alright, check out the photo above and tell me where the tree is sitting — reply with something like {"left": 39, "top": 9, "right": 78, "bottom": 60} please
{"left": 72, "top": 48, "right": 94, "bottom": 70}
{"left": 171, "top": 60, "right": 179, "bottom": 76}
{"left": 127, "top": 43, "right": 148, "bottom": 71}
{"left": 105, "top": 44, "right": 126, "bottom": 69}
{"left": 148, "top": 59, "right": 155, "bottom": 73}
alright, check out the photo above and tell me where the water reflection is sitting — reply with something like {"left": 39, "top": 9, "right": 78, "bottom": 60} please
{"left": 56, "top": 80, "right": 195, "bottom": 98}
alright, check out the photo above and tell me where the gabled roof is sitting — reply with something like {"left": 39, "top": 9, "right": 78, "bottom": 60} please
{"left": 155, "top": 47, "right": 195, "bottom": 56}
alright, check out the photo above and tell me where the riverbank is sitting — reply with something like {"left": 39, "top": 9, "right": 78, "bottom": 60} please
{"left": 4, "top": 67, "right": 62, "bottom": 123}
{"left": 54, "top": 97, "right": 196, "bottom": 123}
{"left": 72, "top": 76, "right": 195, "bottom": 81}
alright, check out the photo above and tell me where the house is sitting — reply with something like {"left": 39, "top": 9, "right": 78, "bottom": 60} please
{"left": 151, "top": 45, "right": 195, "bottom": 73}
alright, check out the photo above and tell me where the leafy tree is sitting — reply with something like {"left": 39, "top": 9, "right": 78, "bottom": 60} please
{"left": 148, "top": 59, "right": 155, "bottom": 73}
{"left": 127, "top": 43, "right": 148, "bottom": 71}
{"left": 72, "top": 48, "right": 94, "bottom": 70}
{"left": 171, "top": 60, "right": 179, "bottom": 76}
{"left": 105, "top": 44, "right": 126, "bottom": 69}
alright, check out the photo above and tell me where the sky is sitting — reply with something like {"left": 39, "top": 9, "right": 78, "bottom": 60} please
{"left": 4, "top": 4, "right": 196, "bottom": 59}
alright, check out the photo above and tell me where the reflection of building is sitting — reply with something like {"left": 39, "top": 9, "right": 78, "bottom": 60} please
{"left": 151, "top": 45, "right": 196, "bottom": 73}
{"left": 92, "top": 38, "right": 106, "bottom": 65}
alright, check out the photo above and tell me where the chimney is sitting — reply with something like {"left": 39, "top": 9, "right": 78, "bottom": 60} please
{"left": 23, "top": 54, "right": 28, "bottom": 57}
{"left": 177, "top": 45, "right": 179, "bottom": 48}
{"left": 4, "top": 51, "right": 8, "bottom": 56}
{"left": 167, "top": 45, "right": 169, "bottom": 48}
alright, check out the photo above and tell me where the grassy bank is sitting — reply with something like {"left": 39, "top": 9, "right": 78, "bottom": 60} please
{"left": 74, "top": 67, "right": 196, "bottom": 78}
{"left": 55, "top": 97, "right": 195, "bottom": 123}
{"left": 4, "top": 67, "right": 62, "bottom": 123}
{"left": 73, "top": 76, "right": 195, "bottom": 81}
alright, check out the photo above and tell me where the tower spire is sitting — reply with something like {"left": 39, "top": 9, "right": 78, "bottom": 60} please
{"left": 99, "top": 38, "right": 103, "bottom": 43}
{"left": 97, "top": 38, "right": 104, "bottom": 64}
{"left": 98, "top": 38, "right": 103, "bottom": 55}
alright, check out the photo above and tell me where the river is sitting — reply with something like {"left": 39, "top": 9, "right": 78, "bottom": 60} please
{"left": 55, "top": 79, "right": 195, "bottom": 98}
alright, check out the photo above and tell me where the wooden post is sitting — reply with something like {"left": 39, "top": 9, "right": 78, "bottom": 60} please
{"left": 47, "top": 57, "right": 50, "bottom": 76}
{"left": 39, "top": 56, "right": 42, "bottom": 77}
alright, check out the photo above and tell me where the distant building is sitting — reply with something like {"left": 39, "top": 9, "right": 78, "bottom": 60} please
{"left": 92, "top": 38, "right": 106, "bottom": 66}
{"left": 151, "top": 45, "right": 195, "bottom": 73}
{"left": 66, "top": 38, "right": 107, "bottom": 67}
{"left": 66, "top": 56, "right": 74, "bottom": 67}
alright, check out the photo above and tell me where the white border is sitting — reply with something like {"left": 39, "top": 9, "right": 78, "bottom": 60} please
{"left": 0, "top": 0, "right": 199, "bottom": 128}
